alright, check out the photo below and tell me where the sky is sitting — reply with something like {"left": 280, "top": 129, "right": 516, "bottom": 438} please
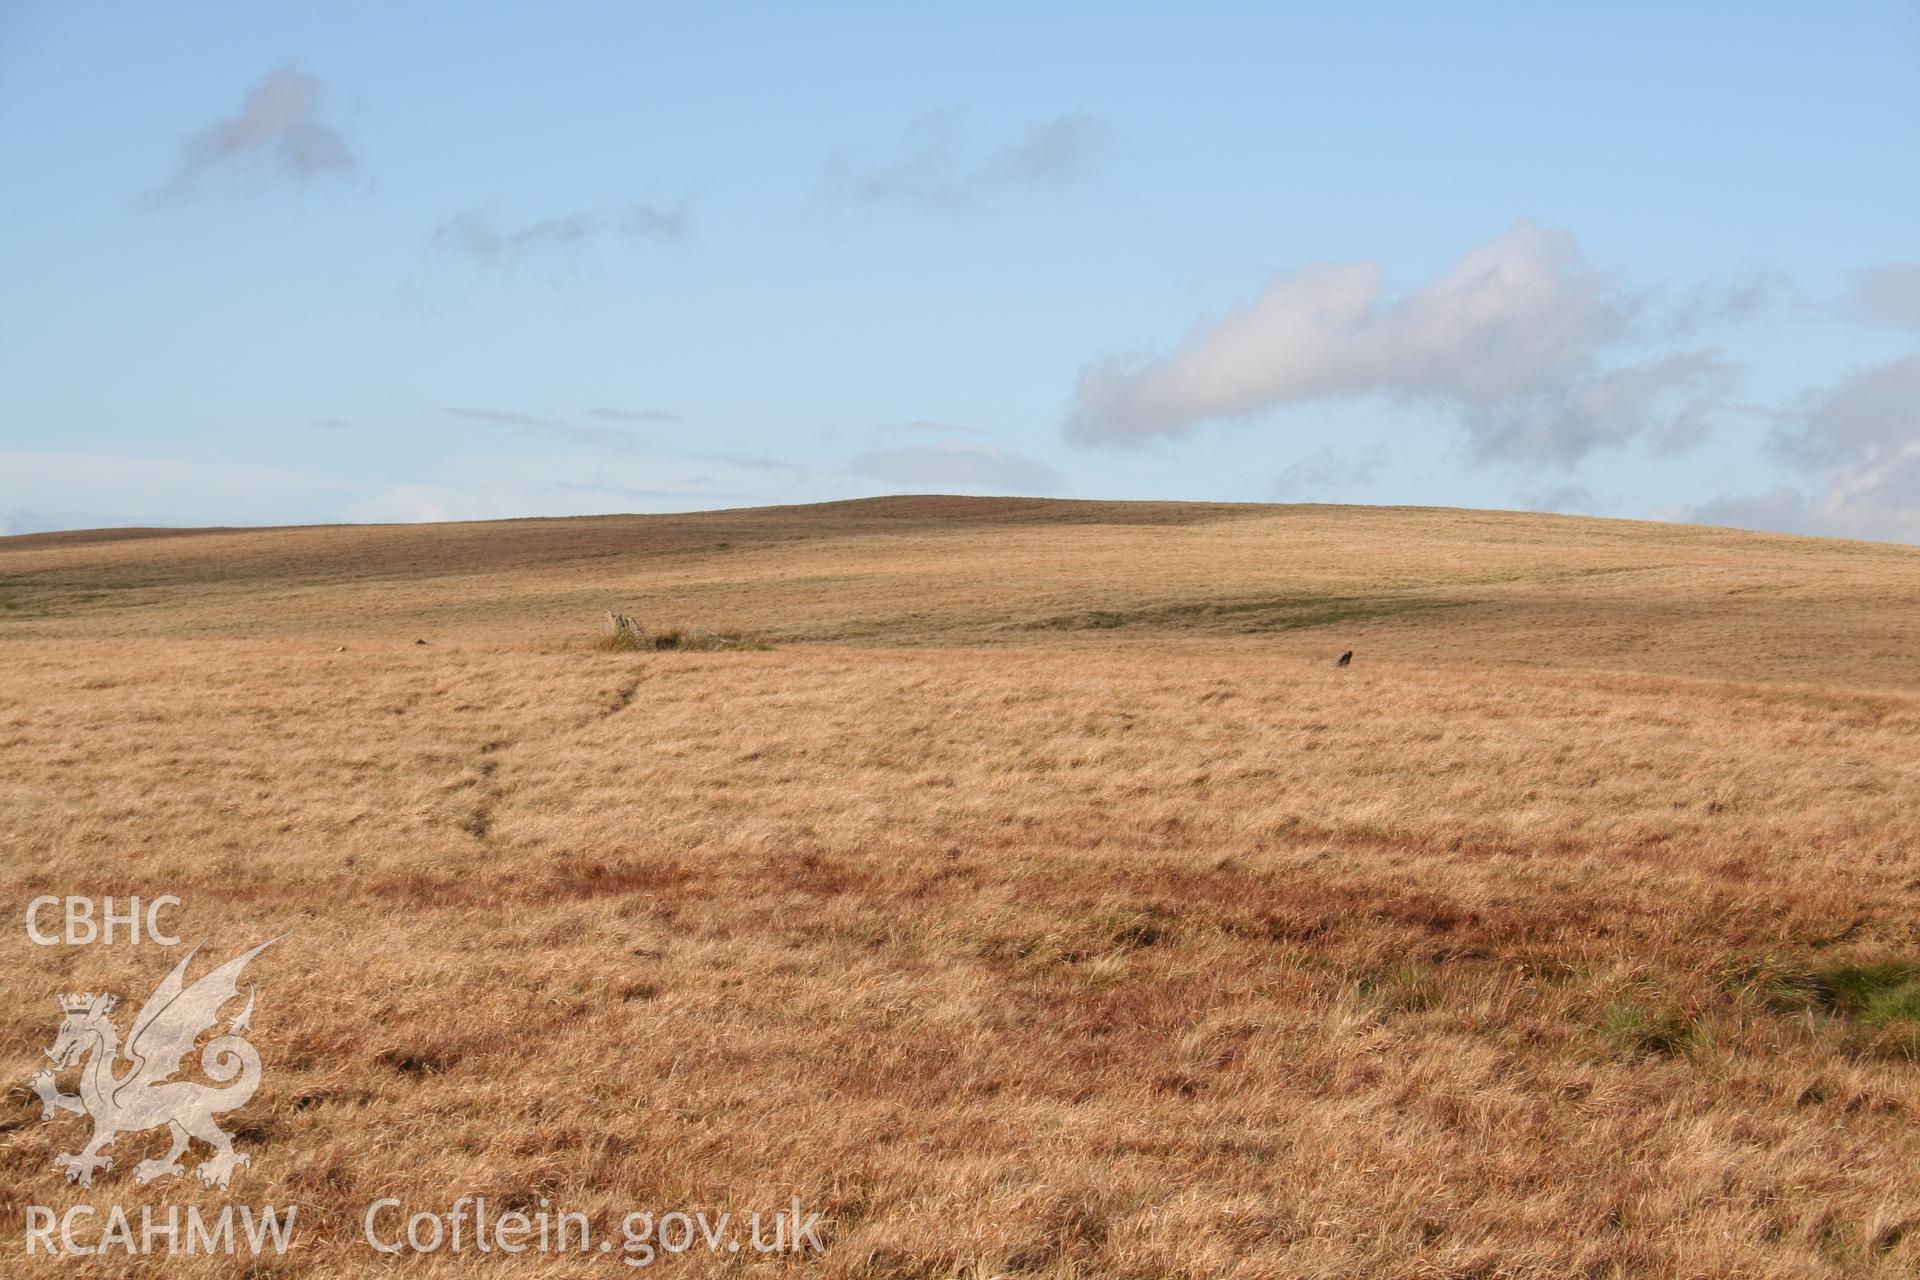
{"left": 2, "top": 2, "right": 1917, "bottom": 540}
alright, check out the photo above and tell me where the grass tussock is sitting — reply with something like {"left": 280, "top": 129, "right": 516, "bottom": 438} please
{"left": 1600, "top": 998, "right": 1701, "bottom": 1058}
{"left": 1742, "top": 958, "right": 1920, "bottom": 1059}
{"left": 1803, "top": 962, "right": 1920, "bottom": 1026}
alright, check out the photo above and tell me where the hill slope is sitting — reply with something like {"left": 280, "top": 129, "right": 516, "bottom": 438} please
{"left": 3, "top": 498, "right": 1919, "bottom": 1277}
{"left": 3, "top": 496, "right": 1917, "bottom": 687}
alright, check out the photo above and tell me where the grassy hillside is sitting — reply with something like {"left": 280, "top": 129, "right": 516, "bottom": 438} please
{"left": 4, "top": 498, "right": 1919, "bottom": 1277}
{"left": 4, "top": 496, "right": 1918, "bottom": 686}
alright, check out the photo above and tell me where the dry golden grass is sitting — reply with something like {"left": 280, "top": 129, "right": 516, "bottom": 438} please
{"left": 3, "top": 495, "right": 1919, "bottom": 1277}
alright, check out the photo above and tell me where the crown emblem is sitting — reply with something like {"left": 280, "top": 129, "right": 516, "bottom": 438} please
{"left": 59, "top": 992, "right": 109, "bottom": 1013}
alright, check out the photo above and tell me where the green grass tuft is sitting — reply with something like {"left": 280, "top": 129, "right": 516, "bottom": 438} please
{"left": 1600, "top": 999, "right": 1698, "bottom": 1057}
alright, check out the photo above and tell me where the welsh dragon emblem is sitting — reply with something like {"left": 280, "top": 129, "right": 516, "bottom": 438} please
{"left": 29, "top": 940, "right": 275, "bottom": 1190}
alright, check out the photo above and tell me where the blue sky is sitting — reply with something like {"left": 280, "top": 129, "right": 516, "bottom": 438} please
{"left": 3, "top": 2, "right": 1917, "bottom": 539}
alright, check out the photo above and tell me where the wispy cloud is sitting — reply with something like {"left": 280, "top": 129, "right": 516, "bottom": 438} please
{"left": 441, "top": 406, "right": 566, "bottom": 430}
{"left": 588, "top": 407, "right": 683, "bottom": 424}
{"left": 980, "top": 115, "right": 1104, "bottom": 186}
{"left": 1065, "top": 220, "right": 1745, "bottom": 469}
{"left": 1517, "top": 483, "right": 1618, "bottom": 516}
{"left": 1269, "top": 445, "right": 1387, "bottom": 500}
{"left": 1769, "top": 352, "right": 1920, "bottom": 542}
{"left": 434, "top": 408, "right": 808, "bottom": 477}
{"left": 1, "top": 450, "right": 344, "bottom": 532}
{"left": 830, "top": 110, "right": 1104, "bottom": 211}
{"left": 702, "top": 453, "right": 800, "bottom": 473}
{"left": 1463, "top": 347, "right": 1742, "bottom": 465}
{"left": 1671, "top": 270, "right": 1920, "bottom": 544}
{"left": 873, "top": 420, "right": 995, "bottom": 438}
{"left": 432, "top": 204, "right": 687, "bottom": 266}
{"left": 552, "top": 479, "right": 762, "bottom": 503}
{"left": 438, "top": 405, "right": 641, "bottom": 448}
{"left": 1655, "top": 267, "right": 1798, "bottom": 336}
{"left": 1767, "top": 274, "right": 1920, "bottom": 540}
{"left": 158, "top": 65, "right": 354, "bottom": 198}
{"left": 849, "top": 444, "right": 1063, "bottom": 494}
{"left": 1840, "top": 262, "right": 1920, "bottom": 332}
{"left": 1666, "top": 486, "right": 1809, "bottom": 535}
{"left": 343, "top": 453, "right": 846, "bottom": 524}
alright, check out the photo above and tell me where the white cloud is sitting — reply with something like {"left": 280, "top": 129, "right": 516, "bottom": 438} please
{"left": 1065, "top": 220, "right": 1744, "bottom": 468}
{"left": 159, "top": 66, "right": 354, "bottom": 197}
{"left": 848, "top": 444, "right": 1063, "bottom": 494}
{"left": 1067, "top": 222, "right": 1615, "bottom": 441}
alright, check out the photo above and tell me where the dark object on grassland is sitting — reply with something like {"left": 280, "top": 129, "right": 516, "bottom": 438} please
{"left": 414, "top": 639, "right": 428, "bottom": 645}
{"left": 1336, "top": 650, "right": 1352, "bottom": 667}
